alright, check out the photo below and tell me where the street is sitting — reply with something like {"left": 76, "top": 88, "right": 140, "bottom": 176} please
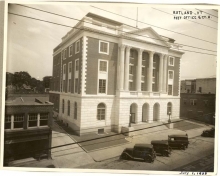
{"left": 79, "top": 136, "right": 214, "bottom": 171}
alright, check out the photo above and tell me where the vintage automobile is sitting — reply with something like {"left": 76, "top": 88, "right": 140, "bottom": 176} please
{"left": 201, "top": 127, "right": 215, "bottom": 137}
{"left": 151, "top": 140, "right": 171, "bottom": 157}
{"left": 168, "top": 134, "right": 189, "bottom": 150}
{"left": 120, "top": 144, "right": 156, "bottom": 163}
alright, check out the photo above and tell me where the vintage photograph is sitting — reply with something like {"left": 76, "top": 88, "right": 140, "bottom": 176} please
{"left": 2, "top": 1, "right": 218, "bottom": 174}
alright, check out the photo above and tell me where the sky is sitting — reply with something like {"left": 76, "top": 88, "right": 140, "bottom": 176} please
{"left": 7, "top": 3, "right": 218, "bottom": 80}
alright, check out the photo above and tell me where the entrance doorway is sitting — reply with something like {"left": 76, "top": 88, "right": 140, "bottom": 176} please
{"left": 153, "top": 103, "right": 160, "bottom": 121}
{"left": 142, "top": 103, "right": 149, "bottom": 122}
{"left": 130, "top": 103, "right": 137, "bottom": 124}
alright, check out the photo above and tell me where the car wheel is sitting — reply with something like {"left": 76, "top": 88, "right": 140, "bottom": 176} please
{"left": 121, "top": 153, "right": 128, "bottom": 160}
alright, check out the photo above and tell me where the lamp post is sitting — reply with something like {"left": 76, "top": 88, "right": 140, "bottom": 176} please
{"left": 168, "top": 112, "right": 171, "bottom": 123}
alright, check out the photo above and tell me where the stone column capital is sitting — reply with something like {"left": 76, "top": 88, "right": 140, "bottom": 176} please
{"left": 147, "top": 50, "right": 155, "bottom": 57}
{"left": 119, "top": 44, "right": 126, "bottom": 51}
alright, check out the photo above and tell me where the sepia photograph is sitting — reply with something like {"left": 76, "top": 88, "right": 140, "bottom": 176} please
{"left": 1, "top": 1, "right": 219, "bottom": 175}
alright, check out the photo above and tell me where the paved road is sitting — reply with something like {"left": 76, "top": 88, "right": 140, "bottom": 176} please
{"left": 79, "top": 136, "right": 215, "bottom": 171}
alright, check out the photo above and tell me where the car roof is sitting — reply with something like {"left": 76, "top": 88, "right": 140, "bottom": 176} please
{"left": 151, "top": 140, "right": 168, "bottom": 145}
{"left": 168, "top": 134, "right": 188, "bottom": 138}
{"left": 134, "top": 143, "right": 153, "bottom": 148}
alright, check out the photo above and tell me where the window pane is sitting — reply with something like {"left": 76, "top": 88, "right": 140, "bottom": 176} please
{"left": 100, "top": 42, "right": 108, "bottom": 53}
{"left": 75, "top": 78, "right": 78, "bottom": 93}
{"left": 168, "top": 85, "right": 172, "bottom": 95}
{"left": 76, "top": 60, "right": 79, "bottom": 71}
{"left": 99, "top": 79, "right": 106, "bottom": 93}
{"left": 169, "top": 71, "right": 173, "bottom": 79}
{"left": 100, "top": 61, "right": 107, "bottom": 71}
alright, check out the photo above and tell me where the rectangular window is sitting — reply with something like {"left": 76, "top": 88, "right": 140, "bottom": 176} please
{"left": 28, "top": 113, "right": 38, "bottom": 127}
{"left": 75, "top": 40, "right": 80, "bottom": 54}
{"left": 169, "top": 71, "right": 173, "bottom": 79}
{"left": 183, "top": 99, "right": 187, "bottom": 105}
{"left": 142, "top": 67, "right": 145, "bottom": 76}
{"left": 40, "top": 113, "right": 48, "bottom": 126}
{"left": 199, "top": 87, "right": 202, "bottom": 93}
{"left": 68, "top": 79, "right": 71, "bottom": 92}
{"left": 190, "top": 99, "right": 197, "bottom": 106}
{"left": 63, "top": 64, "right": 66, "bottom": 75}
{"left": 130, "top": 50, "right": 134, "bottom": 58}
{"left": 168, "top": 85, "right": 172, "bottom": 95}
{"left": 204, "top": 100, "right": 208, "bottom": 106}
{"left": 99, "top": 79, "right": 106, "bottom": 93}
{"left": 141, "top": 83, "right": 144, "bottom": 91}
{"left": 5, "top": 115, "right": 11, "bottom": 129}
{"left": 62, "top": 80, "right": 65, "bottom": 92}
{"left": 129, "top": 82, "right": 133, "bottom": 90}
{"left": 69, "top": 62, "right": 72, "bottom": 73}
{"left": 169, "top": 56, "right": 174, "bottom": 66}
{"left": 129, "top": 65, "right": 134, "bottom": 75}
{"left": 69, "top": 45, "right": 73, "bottom": 57}
{"left": 153, "top": 69, "right": 156, "bottom": 77}
{"left": 14, "top": 114, "right": 24, "bottom": 129}
{"left": 75, "top": 78, "right": 78, "bottom": 93}
{"left": 63, "top": 49, "right": 67, "bottom": 60}
{"left": 97, "top": 109, "right": 105, "bottom": 120}
{"left": 152, "top": 83, "right": 155, "bottom": 91}
{"left": 75, "top": 60, "right": 79, "bottom": 71}
{"left": 99, "top": 41, "right": 109, "bottom": 54}
{"left": 99, "top": 61, "right": 107, "bottom": 72}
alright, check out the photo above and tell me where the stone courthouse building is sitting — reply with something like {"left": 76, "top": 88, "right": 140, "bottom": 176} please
{"left": 49, "top": 13, "right": 184, "bottom": 135}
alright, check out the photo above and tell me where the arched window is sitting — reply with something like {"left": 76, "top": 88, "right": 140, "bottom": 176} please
{"left": 97, "top": 103, "right": 106, "bottom": 120}
{"left": 62, "top": 99, "right": 65, "bottom": 114}
{"left": 167, "top": 102, "right": 172, "bottom": 115}
{"left": 74, "top": 102, "right": 77, "bottom": 119}
{"left": 68, "top": 100, "right": 70, "bottom": 116}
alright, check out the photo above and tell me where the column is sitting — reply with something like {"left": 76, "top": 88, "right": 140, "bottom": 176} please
{"left": 163, "top": 55, "right": 168, "bottom": 93}
{"left": 124, "top": 46, "right": 131, "bottom": 91}
{"left": 147, "top": 51, "right": 154, "bottom": 92}
{"left": 119, "top": 44, "right": 126, "bottom": 90}
{"left": 136, "top": 49, "right": 143, "bottom": 91}
{"left": 159, "top": 53, "right": 164, "bottom": 92}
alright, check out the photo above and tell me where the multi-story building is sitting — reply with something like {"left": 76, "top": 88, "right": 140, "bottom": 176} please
{"left": 4, "top": 96, "right": 53, "bottom": 166}
{"left": 181, "top": 77, "right": 216, "bottom": 94}
{"left": 49, "top": 13, "right": 184, "bottom": 135}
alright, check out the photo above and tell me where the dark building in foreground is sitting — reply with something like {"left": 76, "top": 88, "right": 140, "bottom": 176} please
{"left": 4, "top": 96, "right": 53, "bottom": 166}
{"left": 180, "top": 93, "right": 215, "bottom": 124}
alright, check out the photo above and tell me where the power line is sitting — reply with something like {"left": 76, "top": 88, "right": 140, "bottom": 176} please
{"left": 91, "top": 5, "right": 217, "bottom": 45}
{"left": 6, "top": 113, "right": 215, "bottom": 158}
{"left": 8, "top": 12, "right": 217, "bottom": 56}
{"left": 195, "top": 9, "right": 218, "bottom": 18}
{"left": 14, "top": 4, "right": 217, "bottom": 53}
{"left": 178, "top": 48, "right": 217, "bottom": 56}
{"left": 152, "top": 8, "right": 217, "bottom": 30}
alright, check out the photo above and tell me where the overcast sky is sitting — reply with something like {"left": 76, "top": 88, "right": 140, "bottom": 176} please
{"left": 7, "top": 3, "right": 218, "bottom": 80}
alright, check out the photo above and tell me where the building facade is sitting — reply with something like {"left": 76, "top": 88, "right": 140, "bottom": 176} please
{"left": 4, "top": 97, "right": 53, "bottom": 166}
{"left": 49, "top": 13, "right": 184, "bottom": 135}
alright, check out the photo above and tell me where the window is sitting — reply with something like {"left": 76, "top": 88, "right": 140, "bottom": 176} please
{"left": 97, "top": 103, "right": 105, "bottom": 120}
{"left": 130, "top": 50, "right": 135, "bottom": 58}
{"left": 153, "top": 69, "right": 156, "bottom": 77}
{"left": 190, "top": 99, "right": 197, "bottom": 106}
{"left": 129, "top": 82, "right": 133, "bottom": 90}
{"left": 68, "top": 101, "right": 70, "bottom": 116}
{"left": 99, "top": 79, "right": 106, "bottom": 93}
{"left": 69, "top": 62, "right": 72, "bottom": 73}
{"left": 40, "top": 113, "right": 48, "bottom": 126}
{"left": 168, "top": 85, "right": 173, "bottom": 95}
{"left": 5, "top": 115, "right": 11, "bottom": 129}
{"left": 99, "top": 41, "right": 109, "bottom": 54}
{"left": 62, "top": 80, "right": 65, "bottom": 92}
{"left": 204, "top": 100, "right": 208, "bottom": 106}
{"left": 199, "top": 87, "right": 202, "bottom": 93}
{"left": 63, "top": 64, "right": 66, "bottom": 74}
{"left": 152, "top": 83, "right": 156, "bottom": 91}
{"left": 183, "top": 99, "right": 187, "bottom": 105}
{"left": 142, "top": 67, "right": 145, "bottom": 76}
{"left": 28, "top": 113, "right": 38, "bottom": 127}
{"left": 141, "top": 83, "right": 144, "bottom": 91}
{"left": 75, "top": 40, "right": 80, "bottom": 54}
{"left": 14, "top": 114, "right": 24, "bottom": 129}
{"left": 69, "top": 45, "right": 73, "bottom": 57}
{"left": 74, "top": 102, "right": 77, "bottom": 119}
{"left": 68, "top": 79, "right": 71, "bottom": 92}
{"left": 99, "top": 61, "right": 107, "bottom": 72}
{"left": 167, "top": 102, "right": 172, "bottom": 115}
{"left": 75, "top": 59, "right": 79, "bottom": 71}
{"left": 75, "top": 78, "right": 78, "bottom": 93}
{"left": 169, "top": 56, "right": 174, "bottom": 66}
{"left": 129, "top": 65, "right": 134, "bottom": 74}
{"left": 169, "top": 71, "right": 174, "bottom": 79}
{"left": 63, "top": 49, "right": 67, "bottom": 60}
{"left": 62, "top": 99, "right": 65, "bottom": 113}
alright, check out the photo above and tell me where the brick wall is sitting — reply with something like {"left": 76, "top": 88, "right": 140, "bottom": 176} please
{"left": 86, "top": 37, "right": 118, "bottom": 95}
{"left": 196, "top": 78, "right": 216, "bottom": 94}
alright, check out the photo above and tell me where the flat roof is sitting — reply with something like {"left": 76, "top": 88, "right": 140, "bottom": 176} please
{"left": 168, "top": 134, "right": 188, "bottom": 138}
{"left": 151, "top": 140, "right": 168, "bottom": 145}
{"left": 134, "top": 143, "right": 153, "bottom": 148}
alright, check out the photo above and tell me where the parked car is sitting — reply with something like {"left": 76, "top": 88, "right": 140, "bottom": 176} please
{"left": 168, "top": 134, "right": 189, "bottom": 150}
{"left": 120, "top": 144, "right": 156, "bottom": 163}
{"left": 201, "top": 127, "right": 215, "bottom": 137}
{"left": 151, "top": 140, "right": 171, "bottom": 157}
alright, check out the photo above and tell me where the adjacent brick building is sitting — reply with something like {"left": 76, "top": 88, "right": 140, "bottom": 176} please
{"left": 49, "top": 13, "right": 184, "bottom": 135}
{"left": 4, "top": 96, "right": 53, "bottom": 166}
